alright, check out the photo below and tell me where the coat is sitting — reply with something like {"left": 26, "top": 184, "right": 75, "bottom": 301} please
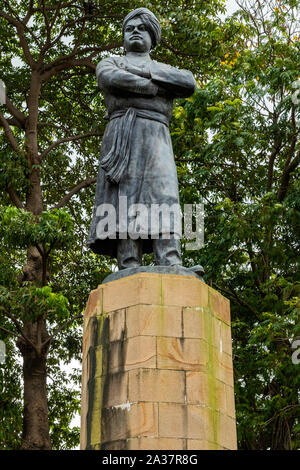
{"left": 87, "top": 55, "right": 197, "bottom": 257}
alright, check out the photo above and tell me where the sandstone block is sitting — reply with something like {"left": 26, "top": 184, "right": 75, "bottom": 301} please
{"left": 162, "top": 277, "right": 208, "bottom": 308}
{"left": 158, "top": 403, "right": 188, "bottom": 438}
{"left": 217, "top": 412, "right": 237, "bottom": 450}
{"left": 209, "top": 287, "right": 231, "bottom": 325}
{"left": 212, "top": 317, "right": 232, "bottom": 355}
{"left": 128, "top": 369, "right": 185, "bottom": 403}
{"left": 108, "top": 336, "right": 156, "bottom": 373}
{"left": 102, "top": 402, "right": 158, "bottom": 442}
{"left": 84, "top": 288, "right": 102, "bottom": 319}
{"left": 183, "top": 307, "right": 208, "bottom": 340}
{"left": 126, "top": 304, "right": 182, "bottom": 339}
{"left": 108, "top": 308, "right": 126, "bottom": 343}
{"left": 187, "top": 440, "right": 222, "bottom": 450}
{"left": 187, "top": 405, "right": 214, "bottom": 441}
{"left": 211, "top": 347, "right": 234, "bottom": 387}
{"left": 102, "top": 274, "right": 162, "bottom": 312}
{"left": 128, "top": 437, "right": 185, "bottom": 450}
{"left": 157, "top": 337, "right": 209, "bottom": 371}
{"left": 101, "top": 372, "right": 128, "bottom": 408}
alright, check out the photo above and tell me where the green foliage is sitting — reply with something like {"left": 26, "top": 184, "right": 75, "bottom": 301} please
{"left": 47, "top": 365, "right": 81, "bottom": 450}
{"left": 0, "top": 336, "right": 23, "bottom": 450}
{"left": 0, "top": 207, "right": 74, "bottom": 250}
{"left": 0, "top": 284, "right": 70, "bottom": 323}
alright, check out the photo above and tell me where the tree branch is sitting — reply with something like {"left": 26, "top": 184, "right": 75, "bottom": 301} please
{"left": 6, "top": 184, "right": 24, "bottom": 209}
{"left": 37, "top": 0, "right": 52, "bottom": 64}
{"left": 0, "top": 8, "right": 35, "bottom": 67}
{"left": 5, "top": 97, "right": 26, "bottom": 128}
{"left": 267, "top": 110, "right": 281, "bottom": 191}
{"left": 160, "top": 39, "right": 198, "bottom": 57}
{"left": 54, "top": 176, "right": 97, "bottom": 209}
{"left": 41, "top": 57, "right": 96, "bottom": 81}
{"left": 0, "top": 111, "right": 23, "bottom": 154}
{"left": 0, "top": 308, "right": 39, "bottom": 354}
{"left": 277, "top": 150, "right": 300, "bottom": 202}
{"left": 48, "top": 11, "right": 122, "bottom": 51}
{"left": 41, "top": 42, "right": 122, "bottom": 81}
{"left": 0, "top": 117, "right": 23, "bottom": 128}
{"left": 277, "top": 106, "right": 299, "bottom": 201}
{"left": 213, "top": 282, "right": 260, "bottom": 319}
{"left": 267, "top": 145, "right": 280, "bottom": 191}
{"left": 42, "top": 313, "right": 83, "bottom": 347}
{"left": 35, "top": 243, "right": 45, "bottom": 259}
{"left": 40, "top": 130, "right": 102, "bottom": 160}
{"left": 23, "top": 0, "right": 34, "bottom": 25}
{"left": 0, "top": 324, "right": 23, "bottom": 340}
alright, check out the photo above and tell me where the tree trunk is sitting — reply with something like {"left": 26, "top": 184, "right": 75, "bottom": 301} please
{"left": 17, "top": 250, "right": 51, "bottom": 450}
{"left": 19, "top": 339, "right": 51, "bottom": 450}
{"left": 15, "top": 69, "right": 53, "bottom": 449}
{"left": 17, "top": 317, "right": 51, "bottom": 449}
{"left": 271, "top": 415, "right": 292, "bottom": 450}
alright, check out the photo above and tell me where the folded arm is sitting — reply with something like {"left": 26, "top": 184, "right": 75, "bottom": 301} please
{"left": 150, "top": 61, "right": 197, "bottom": 98}
{"left": 96, "top": 57, "right": 158, "bottom": 96}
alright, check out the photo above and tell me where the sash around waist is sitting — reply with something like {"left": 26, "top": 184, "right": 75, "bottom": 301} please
{"left": 109, "top": 108, "right": 170, "bottom": 127}
{"left": 100, "top": 107, "right": 169, "bottom": 184}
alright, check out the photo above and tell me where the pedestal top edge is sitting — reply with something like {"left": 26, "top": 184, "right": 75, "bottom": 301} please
{"left": 101, "top": 266, "right": 205, "bottom": 285}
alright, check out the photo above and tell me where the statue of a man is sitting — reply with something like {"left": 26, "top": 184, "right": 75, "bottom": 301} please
{"left": 87, "top": 8, "right": 197, "bottom": 270}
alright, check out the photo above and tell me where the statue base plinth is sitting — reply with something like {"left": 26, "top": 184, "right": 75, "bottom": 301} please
{"left": 102, "top": 264, "right": 205, "bottom": 284}
{"left": 80, "top": 273, "right": 237, "bottom": 450}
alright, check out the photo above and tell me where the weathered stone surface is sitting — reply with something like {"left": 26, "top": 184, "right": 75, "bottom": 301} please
{"left": 84, "top": 288, "right": 102, "bottom": 321}
{"left": 102, "top": 273, "right": 162, "bottom": 312}
{"left": 157, "top": 337, "right": 209, "bottom": 371}
{"left": 126, "top": 304, "right": 183, "bottom": 339}
{"left": 162, "top": 276, "right": 209, "bottom": 308}
{"left": 211, "top": 347, "right": 234, "bottom": 387}
{"left": 186, "top": 405, "right": 215, "bottom": 441}
{"left": 108, "top": 336, "right": 157, "bottom": 374}
{"left": 128, "top": 369, "right": 185, "bottom": 403}
{"left": 103, "top": 265, "right": 204, "bottom": 284}
{"left": 183, "top": 307, "right": 208, "bottom": 340}
{"left": 80, "top": 273, "right": 237, "bottom": 450}
{"left": 187, "top": 439, "right": 223, "bottom": 450}
{"left": 208, "top": 287, "right": 231, "bottom": 325}
{"left": 158, "top": 403, "right": 188, "bottom": 439}
{"left": 217, "top": 413, "right": 238, "bottom": 450}
{"left": 108, "top": 308, "right": 126, "bottom": 343}
{"left": 101, "top": 402, "right": 158, "bottom": 442}
{"left": 128, "top": 437, "right": 186, "bottom": 450}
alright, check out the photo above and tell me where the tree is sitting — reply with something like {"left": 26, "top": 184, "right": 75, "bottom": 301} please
{"left": 173, "top": 0, "right": 300, "bottom": 449}
{"left": 0, "top": 0, "right": 230, "bottom": 450}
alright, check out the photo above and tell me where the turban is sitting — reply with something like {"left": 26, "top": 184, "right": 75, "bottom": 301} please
{"left": 122, "top": 8, "right": 161, "bottom": 49}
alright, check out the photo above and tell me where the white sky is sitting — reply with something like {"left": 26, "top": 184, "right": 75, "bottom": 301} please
{"left": 226, "top": 0, "right": 239, "bottom": 15}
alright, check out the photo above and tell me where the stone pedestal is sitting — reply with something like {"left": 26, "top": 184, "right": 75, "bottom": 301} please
{"left": 80, "top": 273, "right": 237, "bottom": 450}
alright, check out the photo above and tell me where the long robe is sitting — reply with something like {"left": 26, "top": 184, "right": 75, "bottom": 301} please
{"left": 87, "top": 56, "right": 196, "bottom": 257}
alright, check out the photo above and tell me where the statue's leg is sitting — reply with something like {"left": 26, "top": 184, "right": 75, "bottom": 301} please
{"left": 153, "top": 238, "right": 182, "bottom": 266}
{"left": 117, "top": 238, "right": 142, "bottom": 270}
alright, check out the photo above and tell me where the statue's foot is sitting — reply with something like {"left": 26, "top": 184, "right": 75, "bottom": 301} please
{"left": 186, "top": 265, "right": 205, "bottom": 277}
{"left": 102, "top": 265, "right": 205, "bottom": 284}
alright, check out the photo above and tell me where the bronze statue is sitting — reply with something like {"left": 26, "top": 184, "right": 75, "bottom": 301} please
{"left": 87, "top": 8, "right": 198, "bottom": 275}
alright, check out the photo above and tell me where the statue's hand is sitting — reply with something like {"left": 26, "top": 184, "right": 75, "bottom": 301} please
{"left": 124, "top": 63, "right": 151, "bottom": 79}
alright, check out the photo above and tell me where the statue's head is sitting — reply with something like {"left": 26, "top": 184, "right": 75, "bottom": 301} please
{"left": 122, "top": 8, "right": 161, "bottom": 53}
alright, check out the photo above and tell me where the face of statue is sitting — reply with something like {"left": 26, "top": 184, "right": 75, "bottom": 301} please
{"left": 123, "top": 17, "right": 152, "bottom": 53}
